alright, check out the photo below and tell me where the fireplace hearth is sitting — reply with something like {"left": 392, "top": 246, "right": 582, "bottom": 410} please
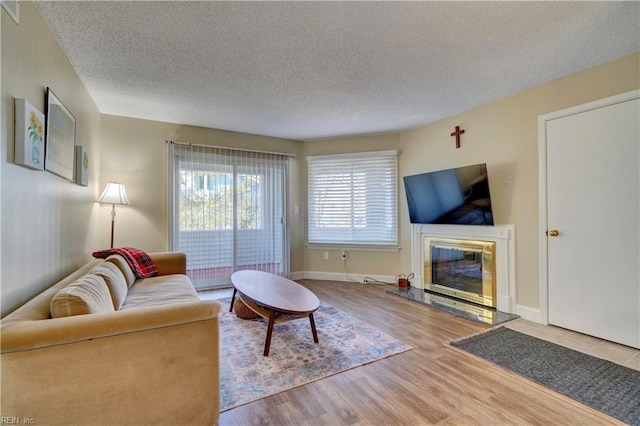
{"left": 387, "top": 285, "right": 519, "bottom": 326}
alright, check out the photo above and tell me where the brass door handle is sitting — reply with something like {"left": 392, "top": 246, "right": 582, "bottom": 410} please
{"left": 548, "top": 230, "right": 559, "bottom": 237}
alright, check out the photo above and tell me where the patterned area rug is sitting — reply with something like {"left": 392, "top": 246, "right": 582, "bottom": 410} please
{"left": 219, "top": 299, "right": 412, "bottom": 411}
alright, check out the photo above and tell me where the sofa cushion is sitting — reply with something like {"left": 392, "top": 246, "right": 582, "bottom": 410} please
{"left": 91, "top": 262, "right": 128, "bottom": 309}
{"left": 120, "top": 275, "right": 199, "bottom": 310}
{"left": 105, "top": 255, "right": 136, "bottom": 287}
{"left": 50, "top": 275, "right": 114, "bottom": 318}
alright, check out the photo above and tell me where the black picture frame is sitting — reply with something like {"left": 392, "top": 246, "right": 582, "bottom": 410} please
{"left": 45, "top": 88, "right": 76, "bottom": 181}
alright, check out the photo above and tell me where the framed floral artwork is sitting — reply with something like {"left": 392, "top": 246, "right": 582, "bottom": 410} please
{"left": 14, "top": 98, "right": 45, "bottom": 170}
{"left": 45, "top": 88, "right": 76, "bottom": 181}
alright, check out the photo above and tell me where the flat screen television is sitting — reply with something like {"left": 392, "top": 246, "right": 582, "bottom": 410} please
{"left": 403, "top": 163, "right": 494, "bottom": 225}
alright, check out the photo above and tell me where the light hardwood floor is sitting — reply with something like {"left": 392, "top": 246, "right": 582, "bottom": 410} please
{"left": 201, "top": 280, "right": 628, "bottom": 425}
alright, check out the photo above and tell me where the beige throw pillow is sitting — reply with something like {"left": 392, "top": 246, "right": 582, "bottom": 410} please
{"left": 51, "top": 275, "right": 114, "bottom": 318}
{"left": 105, "top": 254, "right": 136, "bottom": 287}
{"left": 91, "top": 262, "right": 128, "bottom": 309}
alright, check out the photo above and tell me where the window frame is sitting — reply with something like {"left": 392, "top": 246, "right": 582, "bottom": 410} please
{"left": 306, "top": 150, "right": 399, "bottom": 250}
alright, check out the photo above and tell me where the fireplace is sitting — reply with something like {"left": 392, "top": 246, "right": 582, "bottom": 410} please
{"left": 411, "top": 224, "right": 516, "bottom": 314}
{"left": 424, "top": 237, "right": 496, "bottom": 307}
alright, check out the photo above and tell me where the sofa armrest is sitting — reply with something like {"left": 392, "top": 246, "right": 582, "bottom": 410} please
{"left": 149, "top": 251, "right": 187, "bottom": 275}
{"left": 1, "top": 299, "right": 221, "bottom": 353}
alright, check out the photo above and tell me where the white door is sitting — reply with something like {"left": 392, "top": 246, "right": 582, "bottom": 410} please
{"left": 545, "top": 94, "right": 639, "bottom": 348}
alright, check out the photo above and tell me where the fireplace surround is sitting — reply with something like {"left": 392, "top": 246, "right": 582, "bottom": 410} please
{"left": 411, "top": 224, "right": 516, "bottom": 314}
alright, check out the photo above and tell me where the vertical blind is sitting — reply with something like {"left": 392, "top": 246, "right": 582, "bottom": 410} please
{"left": 168, "top": 142, "right": 290, "bottom": 289}
{"left": 307, "top": 150, "right": 398, "bottom": 246}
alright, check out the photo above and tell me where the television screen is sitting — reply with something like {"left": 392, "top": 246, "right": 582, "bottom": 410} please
{"left": 403, "top": 163, "right": 494, "bottom": 225}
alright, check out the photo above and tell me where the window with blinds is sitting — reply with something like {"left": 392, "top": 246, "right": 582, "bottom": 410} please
{"left": 307, "top": 150, "right": 398, "bottom": 246}
{"left": 168, "top": 142, "right": 290, "bottom": 289}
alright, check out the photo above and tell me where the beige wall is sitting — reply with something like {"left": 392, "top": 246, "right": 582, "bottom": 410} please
{"left": 99, "top": 118, "right": 400, "bottom": 281}
{"left": 98, "top": 116, "right": 305, "bottom": 271}
{"left": 299, "top": 53, "right": 639, "bottom": 311}
{"left": 2, "top": 1, "right": 638, "bottom": 316}
{"left": 1, "top": 2, "right": 102, "bottom": 315}
{"left": 398, "top": 52, "right": 638, "bottom": 309}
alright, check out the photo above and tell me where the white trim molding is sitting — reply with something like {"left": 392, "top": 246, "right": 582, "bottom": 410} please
{"left": 411, "top": 224, "right": 517, "bottom": 314}
{"left": 516, "top": 304, "right": 542, "bottom": 323}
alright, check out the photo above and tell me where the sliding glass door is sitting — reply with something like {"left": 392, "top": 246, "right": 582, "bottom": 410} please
{"left": 168, "top": 143, "right": 289, "bottom": 290}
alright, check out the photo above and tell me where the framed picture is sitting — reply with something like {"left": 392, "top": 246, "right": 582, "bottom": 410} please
{"left": 75, "top": 145, "right": 89, "bottom": 186}
{"left": 14, "top": 98, "right": 45, "bottom": 170}
{"left": 45, "top": 88, "right": 76, "bottom": 181}
{"left": 1, "top": 0, "right": 19, "bottom": 24}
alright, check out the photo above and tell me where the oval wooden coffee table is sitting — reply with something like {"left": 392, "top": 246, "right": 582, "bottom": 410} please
{"left": 230, "top": 270, "right": 320, "bottom": 356}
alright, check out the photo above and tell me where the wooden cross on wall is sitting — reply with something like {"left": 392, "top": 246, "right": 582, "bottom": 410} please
{"left": 450, "top": 125, "right": 465, "bottom": 149}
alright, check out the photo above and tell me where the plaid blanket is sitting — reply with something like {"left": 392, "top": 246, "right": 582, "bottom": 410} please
{"left": 92, "top": 247, "right": 158, "bottom": 278}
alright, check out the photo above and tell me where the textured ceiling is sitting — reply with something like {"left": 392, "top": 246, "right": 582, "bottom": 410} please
{"left": 35, "top": 1, "right": 639, "bottom": 141}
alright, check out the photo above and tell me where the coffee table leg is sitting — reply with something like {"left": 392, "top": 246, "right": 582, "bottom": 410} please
{"left": 229, "top": 288, "right": 237, "bottom": 312}
{"left": 309, "top": 313, "right": 319, "bottom": 343}
{"left": 264, "top": 310, "right": 276, "bottom": 356}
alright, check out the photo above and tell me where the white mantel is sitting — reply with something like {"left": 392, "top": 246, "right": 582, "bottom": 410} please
{"left": 411, "top": 224, "right": 516, "bottom": 313}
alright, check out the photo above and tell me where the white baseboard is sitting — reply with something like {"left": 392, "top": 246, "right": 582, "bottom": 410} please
{"left": 290, "top": 271, "right": 306, "bottom": 281}
{"left": 291, "top": 271, "right": 397, "bottom": 285}
{"left": 516, "top": 304, "right": 544, "bottom": 323}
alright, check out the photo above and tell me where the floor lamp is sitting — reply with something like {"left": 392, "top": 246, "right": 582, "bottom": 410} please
{"left": 98, "top": 182, "right": 130, "bottom": 248}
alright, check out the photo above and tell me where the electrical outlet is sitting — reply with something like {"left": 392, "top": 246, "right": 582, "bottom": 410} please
{"left": 341, "top": 251, "right": 347, "bottom": 259}
{"left": 323, "top": 251, "right": 329, "bottom": 260}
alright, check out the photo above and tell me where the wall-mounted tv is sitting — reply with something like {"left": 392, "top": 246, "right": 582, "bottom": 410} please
{"left": 403, "top": 163, "right": 494, "bottom": 225}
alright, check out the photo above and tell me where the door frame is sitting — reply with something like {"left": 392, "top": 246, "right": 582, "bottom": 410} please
{"left": 537, "top": 89, "right": 639, "bottom": 325}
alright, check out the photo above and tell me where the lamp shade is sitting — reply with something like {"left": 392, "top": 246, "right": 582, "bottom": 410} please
{"left": 98, "top": 182, "right": 130, "bottom": 205}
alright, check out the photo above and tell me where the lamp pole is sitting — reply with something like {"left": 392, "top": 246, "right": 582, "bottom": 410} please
{"left": 110, "top": 203, "right": 116, "bottom": 248}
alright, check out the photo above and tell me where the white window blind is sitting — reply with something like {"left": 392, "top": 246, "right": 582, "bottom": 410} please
{"left": 168, "top": 142, "right": 290, "bottom": 289}
{"left": 307, "top": 150, "right": 398, "bottom": 246}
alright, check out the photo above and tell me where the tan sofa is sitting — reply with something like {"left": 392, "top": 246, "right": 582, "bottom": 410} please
{"left": 1, "top": 252, "right": 221, "bottom": 425}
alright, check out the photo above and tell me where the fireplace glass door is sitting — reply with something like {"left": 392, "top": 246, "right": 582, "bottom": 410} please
{"left": 424, "top": 238, "right": 496, "bottom": 307}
